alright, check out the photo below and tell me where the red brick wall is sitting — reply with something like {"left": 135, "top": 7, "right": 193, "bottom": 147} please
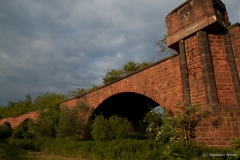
{"left": 61, "top": 56, "right": 183, "bottom": 112}
{"left": 181, "top": 32, "right": 236, "bottom": 105}
{"left": 185, "top": 34, "right": 207, "bottom": 105}
{"left": 208, "top": 33, "right": 236, "bottom": 104}
{"left": 195, "top": 106, "right": 240, "bottom": 148}
{"left": 165, "top": 0, "right": 227, "bottom": 37}
{"left": 229, "top": 24, "right": 240, "bottom": 77}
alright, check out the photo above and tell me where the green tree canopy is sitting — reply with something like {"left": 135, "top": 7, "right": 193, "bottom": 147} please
{"left": 0, "top": 92, "right": 67, "bottom": 119}
{"left": 33, "top": 92, "right": 67, "bottom": 110}
{"left": 102, "top": 60, "right": 152, "bottom": 85}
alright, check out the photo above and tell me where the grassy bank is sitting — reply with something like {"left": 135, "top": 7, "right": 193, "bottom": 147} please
{"left": 0, "top": 142, "right": 84, "bottom": 160}
{"left": 3, "top": 138, "right": 239, "bottom": 160}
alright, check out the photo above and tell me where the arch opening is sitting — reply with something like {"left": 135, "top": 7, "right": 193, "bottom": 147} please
{"left": 23, "top": 118, "right": 30, "bottom": 122}
{"left": 91, "top": 92, "right": 161, "bottom": 127}
{"left": 3, "top": 122, "right": 11, "bottom": 128}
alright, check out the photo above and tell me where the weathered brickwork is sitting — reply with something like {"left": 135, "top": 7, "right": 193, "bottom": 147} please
{"left": 166, "top": 0, "right": 229, "bottom": 37}
{"left": 229, "top": 23, "right": 240, "bottom": 77}
{"left": 195, "top": 105, "right": 240, "bottom": 147}
{"left": 166, "top": 0, "right": 213, "bottom": 37}
{"left": 166, "top": 0, "right": 240, "bottom": 148}
{"left": 208, "top": 33, "right": 236, "bottom": 104}
{"left": 61, "top": 56, "right": 183, "bottom": 112}
{"left": 185, "top": 35, "right": 207, "bottom": 105}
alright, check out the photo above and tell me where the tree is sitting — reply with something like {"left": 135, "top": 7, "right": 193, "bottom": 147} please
{"left": 102, "top": 69, "right": 124, "bottom": 85}
{"left": 57, "top": 102, "right": 94, "bottom": 139}
{"left": 122, "top": 60, "right": 141, "bottom": 74}
{"left": 28, "top": 109, "right": 60, "bottom": 138}
{"left": 25, "top": 94, "right": 32, "bottom": 107}
{"left": 0, "top": 95, "right": 34, "bottom": 118}
{"left": 33, "top": 92, "right": 67, "bottom": 110}
{"left": 67, "top": 85, "right": 102, "bottom": 98}
{"left": 0, "top": 125, "right": 12, "bottom": 139}
{"left": 102, "top": 60, "right": 152, "bottom": 85}
{"left": 11, "top": 120, "right": 33, "bottom": 139}
{"left": 67, "top": 88, "right": 87, "bottom": 97}
{"left": 155, "top": 34, "right": 177, "bottom": 57}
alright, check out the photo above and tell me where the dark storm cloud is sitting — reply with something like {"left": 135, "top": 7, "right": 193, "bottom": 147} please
{"left": 0, "top": 0, "right": 239, "bottom": 105}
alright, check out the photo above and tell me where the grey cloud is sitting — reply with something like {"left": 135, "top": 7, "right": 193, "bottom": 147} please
{"left": 0, "top": 0, "right": 238, "bottom": 105}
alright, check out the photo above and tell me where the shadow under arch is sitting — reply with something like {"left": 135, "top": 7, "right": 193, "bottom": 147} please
{"left": 4, "top": 122, "right": 11, "bottom": 128}
{"left": 91, "top": 92, "right": 160, "bottom": 125}
{"left": 23, "top": 118, "right": 30, "bottom": 122}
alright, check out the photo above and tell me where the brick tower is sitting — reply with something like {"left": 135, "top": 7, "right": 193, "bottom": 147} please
{"left": 166, "top": 0, "right": 240, "bottom": 147}
{"left": 166, "top": 0, "right": 240, "bottom": 106}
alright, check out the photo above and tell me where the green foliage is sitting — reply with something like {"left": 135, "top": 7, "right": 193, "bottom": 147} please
{"left": 0, "top": 97, "right": 33, "bottom": 118}
{"left": 11, "top": 120, "right": 33, "bottom": 139}
{"left": 56, "top": 107, "right": 80, "bottom": 139}
{"left": 155, "top": 34, "right": 177, "bottom": 57}
{"left": 146, "top": 103, "right": 210, "bottom": 143}
{"left": 143, "top": 110, "right": 163, "bottom": 139}
{"left": 102, "top": 60, "right": 153, "bottom": 85}
{"left": 0, "top": 147, "right": 5, "bottom": 160}
{"left": 67, "top": 87, "right": 87, "bottom": 97}
{"left": 28, "top": 109, "right": 60, "bottom": 139}
{"left": 232, "top": 138, "right": 240, "bottom": 150}
{"left": 91, "top": 115, "right": 131, "bottom": 141}
{"left": 21, "top": 102, "right": 94, "bottom": 140}
{"left": 0, "top": 125, "right": 12, "bottom": 139}
{"left": 0, "top": 92, "right": 67, "bottom": 118}
{"left": 88, "top": 84, "right": 101, "bottom": 92}
{"left": 102, "top": 69, "right": 124, "bottom": 85}
{"left": 122, "top": 60, "right": 141, "bottom": 73}
{"left": 67, "top": 85, "right": 102, "bottom": 98}
{"left": 57, "top": 102, "right": 94, "bottom": 139}
{"left": 33, "top": 92, "right": 67, "bottom": 110}
{"left": 6, "top": 138, "right": 239, "bottom": 160}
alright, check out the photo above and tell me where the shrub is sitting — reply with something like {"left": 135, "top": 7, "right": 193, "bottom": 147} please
{"left": 143, "top": 110, "right": 163, "bottom": 139}
{"left": 11, "top": 120, "right": 34, "bottom": 139}
{"left": 56, "top": 107, "right": 80, "bottom": 139}
{"left": 28, "top": 109, "right": 60, "bottom": 138}
{"left": 25, "top": 102, "right": 94, "bottom": 140}
{"left": 56, "top": 102, "right": 94, "bottom": 139}
{"left": 0, "top": 125, "right": 12, "bottom": 139}
{"left": 153, "top": 103, "right": 210, "bottom": 143}
{"left": 6, "top": 137, "right": 239, "bottom": 160}
{"left": 91, "top": 115, "right": 131, "bottom": 141}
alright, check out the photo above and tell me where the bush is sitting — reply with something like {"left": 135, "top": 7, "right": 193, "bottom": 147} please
{"left": 0, "top": 125, "right": 12, "bottom": 139}
{"left": 152, "top": 103, "right": 210, "bottom": 143}
{"left": 28, "top": 109, "right": 60, "bottom": 139}
{"left": 23, "top": 102, "right": 94, "bottom": 140}
{"left": 143, "top": 110, "right": 163, "bottom": 139}
{"left": 56, "top": 102, "right": 94, "bottom": 139}
{"left": 6, "top": 138, "right": 240, "bottom": 160}
{"left": 91, "top": 115, "right": 131, "bottom": 141}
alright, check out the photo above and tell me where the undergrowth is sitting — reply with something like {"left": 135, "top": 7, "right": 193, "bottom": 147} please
{"left": 6, "top": 138, "right": 239, "bottom": 160}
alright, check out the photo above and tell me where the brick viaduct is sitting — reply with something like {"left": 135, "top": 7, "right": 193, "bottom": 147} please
{"left": 1, "top": 0, "right": 240, "bottom": 147}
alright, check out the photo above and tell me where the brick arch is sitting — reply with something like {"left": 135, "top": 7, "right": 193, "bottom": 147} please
{"left": 90, "top": 91, "right": 161, "bottom": 126}
{"left": 95, "top": 85, "right": 175, "bottom": 111}
{"left": 60, "top": 56, "right": 183, "bottom": 111}
{"left": 0, "top": 111, "right": 38, "bottom": 129}
{"left": 3, "top": 122, "right": 11, "bottom": 128}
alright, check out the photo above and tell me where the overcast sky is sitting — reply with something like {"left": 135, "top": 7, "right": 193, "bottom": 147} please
{"left": 0, "top": 0, "right": 239, "bottom": 106}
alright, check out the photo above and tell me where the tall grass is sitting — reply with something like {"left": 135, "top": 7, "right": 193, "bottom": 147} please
{"left": 6, "top": 138, "right": 239, "bottom": 160}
